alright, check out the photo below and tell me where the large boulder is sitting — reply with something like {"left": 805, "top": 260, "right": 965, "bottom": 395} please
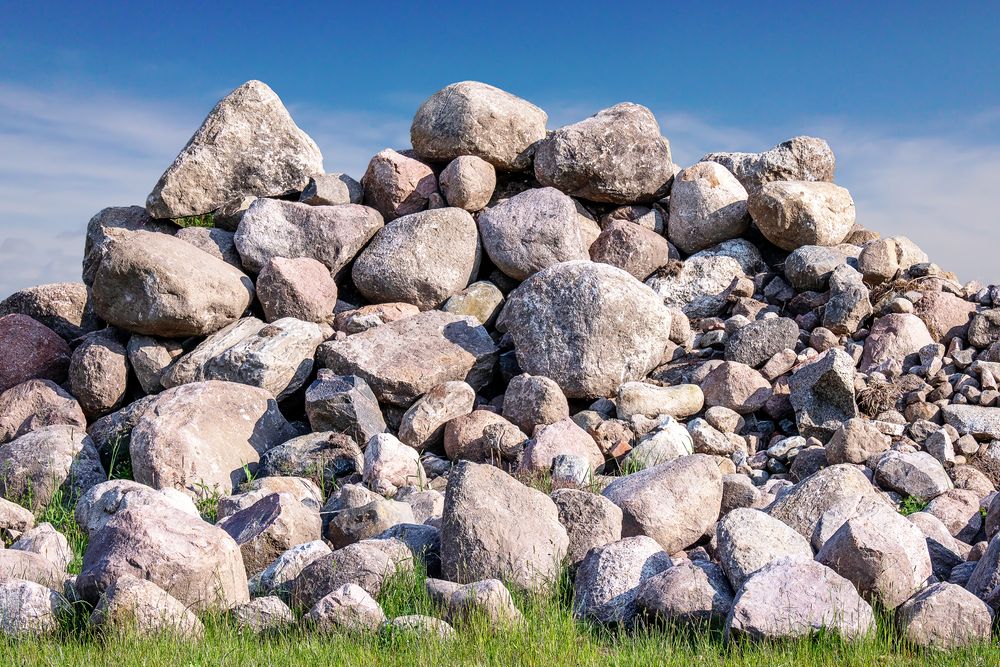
{"left": 146, "top": 80, "right": 323, "bottom": 219}
{"left": 352, "top": 208, "right": 481, "bottom": 310}
{"left": 82, "top": 206, "right": 177, "bottom": 286}
{"left": 636, "top": 560, "right": 733, "bottom": 627}
{"left": 304, "top": 371, "right": 386, "bottom": 445}
{"left": 716, "top": 508, "right": 813, "bottom": 591}
{"left": 234, "top": 199, "right": 383, "bottom": 277}
{"left": 361, "top": 148, "right": 437, "bottom": 221}
{"left": 667, "top": 161, "right": 750, "bottom": 254}
{"left": 0, "top": 379, "right": 86, "bottom": 445}
{"left": 873, "top": 451, "right": 952, "bottom": 501}
{"left": 129, "top": 381, "right": 297, "bottom": 497}
{"left": 942, "top": 405, "right": 1000, "bottom": 441}
{"left": 498, "top": 261, "right": 671, "bottom": 399}
{"left": 0, "top": 282, "right": 100, "bottom": 342}
{"left": 896, "top": 582, "right": 994, "bottom": 650}
{"left": 534, "top": 103, "right": 673, "bottom": 204}
{"left": 702, "top": 136, "right": 835, "bottom": 194}
{"left": 645, "top": 255, "right": 746, "bottom": 319}
{"left": 477, "top": 187, "right": 588, "bottom": 281}
{"left": 912, "top": 291, "right": 977, "bottom": 344}
{"left": 789, "top": 349, "right": 858, "bottom": 441}
{"left": 398, "top": 381, "right": 475, "bottom": 450}
{"left": 68, "top": 332, "right": 129, "bottom": 419}
{"left": 767, "top": 464, "right": 884, "bottom": 542}
{"left": 440, "top": 462, "right": 568, "bottom": 592}
{"left": 290, "top": 540, "right": 410, "bottom": 609}
{"left": 217, "top": 492, "right": 322, "bottom": 575}
{"left": 0, "top": 579, "right": 67, "bottom": 637}
{"left": 410, "top": 81, "right": 547, "bottom": 171}
{"left": 0, "top": 425, "right": 105, "bottom": 511}
{"left": 77, "top": 504, "right": 249, "bottom": 612}
{"left": 91, "top": 230, "right": 254, "bottom": 337}
{"left": 601, "top": 455, "right": 722, "bottom": 553}
{"left": 550, "top": 489, "right": 623, "bottom": 566}
{"left": 317, "top": 310, "right": 497, "bottom": 407}
{"left": 0, "top": 314, "right": 71, "bottom": 393}
{"left": 90, "top": 575, "right": 204, "bottom": 638}
{"left": 256, "top": 257, "right": 338, "bottom": 323}
{"left": 0, "top": 550, "right": 66, "bottom": 589}
{"left": 74, "top": 479, "right": 199, "bottom": 538}
{"left": 747, "top": 181, "right": 855, "bottom": 251}
{"left": 589, "top": 221, "right": 675, "bottom": 281}
{"left": 572, "top": 536, "right": 672, "bottom": 626}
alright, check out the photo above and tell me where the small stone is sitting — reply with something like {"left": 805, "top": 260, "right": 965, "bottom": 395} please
{"left": 361, "top": 148, "right": 437, "bottom": 221}
{"left": 69, "top": 332, "right": 129, "bottom": 420}
{"left": 826, "top": 418, "right": 891, "bottom": 465}
{"left": 256, "top": 257, "right": 338, "bottom": 323}
{"left": 439, "top": 156, "right": 496, "bottom": 211}
{"left": 363, "top": 433, "right": 427, "bottom": 496}
{"left": 399, "top": 381, "right": 476, "bottom": 450}
{"left": 232, "top": 596, "right": 295, "bottom": 633}
{"left": 789, "top": 349, "right": 858, "bottom": 441}
{"left": 615, "top": 382, "right": 704, "bottom": 420}
{"left": 305, "top": 371, "right": 386, "bottom": 446}
{"left": 590, "top": 221, "right": 675, "bottom": 281}
{"left": 299, "top": 173, "right": 362, "bottom": 206}
{"left": 701, "top": 362, "right": 771, "bottom": 415}
{"left": 304, "top": 583, "right": 386, "bottom": 633}
{"left": 441, "top": 281, "right": 504, "bottom": 326}
{"left": 667, "top": 161, "right": 750, "bottom": 254}
{"left": 725, "top": 318, "right": 800, "bottom": 369}
{"left": 519, "top": 418, "right": 604, "bottom": 475}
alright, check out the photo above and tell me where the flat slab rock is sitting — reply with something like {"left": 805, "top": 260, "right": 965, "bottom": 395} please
{"left": 317, "top": 310, "right": 497, "bottom": 407}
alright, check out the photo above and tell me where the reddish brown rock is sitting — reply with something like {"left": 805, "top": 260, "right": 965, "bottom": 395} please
{"left": 0, "top": 380, "right": 86, "bottom": 445}
{"left": 362, "top": 149, "right": 437, "bottom": 221}
{"left": 589, "top": 221, "right": 675, "bottom": 281}
{"left": 912, "top": 291, "right": 977, "bottom": 344}
{"left": 700, "top": 362, "right": 772, "bottom": 415}
{"left": 0, "top": 315, "right": 71, "bottom": 393}
{"left": 256, "top": 257, "right": 338, "bottom": 323}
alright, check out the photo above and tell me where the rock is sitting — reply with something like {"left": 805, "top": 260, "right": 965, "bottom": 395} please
{"left": 234, "top": 199, "right": 383, "bottom": 277}
{"left": 260, "top": 432, "right": 363, "bottom": 493}
{"left": 304, "top": 583, "right": 386, "bottom": 632}
{"left": 913, "top": 292, "right": 977, "bottom": 343}
{"left": 0, "top": 314, "right": 71, "bottom": 393}
{"left": 175, "top": 226, "right": 241, "bottom": 267}
{"left": 748, "top": 181, "right": 855, "bottom": 251}
{"left": 299, "top": 173, "right": 362, "bottom": 206}
{"left": 625, "top": 417, "right": 694, "bottom": 468}
{"left": 305, "top": 371, "right": 386, "bottom": 445}
{"left": 91, "top": 575, "right": 204, "bottom": 638}
{"left": 92, "top": 230, "right": 253, "bottom": 337}
{"left": 68, "top": 332, "right": 129, "bottom": 419}
{"left": 333, "top": 302, "right": 421, "bottom": 335}
{"left": 0, "top": 425, "right": 105, "bottom": 511}
{"left": 702, "top": 136, "right": 835, "bottom": 194}
{"left": 645, "top": 256, "right": 746, "bottom": 319}
{"left": 383, "top": 615, "right": 455, "bottom": 638}
{"left": 725, "top": 318, "right": 800, "bottom": 369}
{"left": 615, "top": 382, "right": 704, "bottom": 420}
{"left": 942, "top": 405, "right": 1000, "bottom": 441}
{"left": 725, "top": 557, "right": 875, "bottom": 641}
{"left": 126, "top": 335, "right": 185, "bottom": 394}
{"left": 398, "top": 381, "right": 476, "bottom": 450}
{"left": 784, "top": 246, "right": 846, "bottom": 292}
{"left": 635, "top": 560, "right": 733, "bottom": 626}
{"left": 924, "top": 489, "right": 983, "bottom": 543}
{"left": 691, "top": 238, "right": 768, "bottom": 275}
{"left": 874, "top": 451, "right": 952, "bottom": 501}
{"left": 966, "top": 534, "right": 1000, "bottom": 605}
{"left": 0, "top": 379, "right": 86, "bottom": 445}
{"left": 74, "top": 480, "right": 199, "bottom": 538}
{"left": 573, "top": 536, "right": 672, "bottom": 626}
{"left": 252, "top": 540, "right": 331, "bottom": 599}
{"left": 907, "top": 512, "right": 965, "bottom": 580}
{"left": 534, "top": 103, "right": 673, "bottom": 204}
{"left": 0, "top": 497, "right": 34, "bottom": 541}
{"left": 860, "top": 314, "right": 934, "bottom": 374}
{"left": 219, "top": 476, "right": 322, "bottom": 519}
{"left": 440, "top": 462, "right": 568, "bottom": 592}
{"left": 897, "top": 582, "right": 993, "bottom": 650}
{"left": 520, "top": 418, "right": 604, "bottom": 475}
{"left": 0, "top": 550, "right": 65, "bottom": 589}
{"left": 499, "top": 261, "right": 671, "bottom": 399}
{"left": 968, "top": 309, "right": 1000, "bottom": 348}
{"left": 716, "top": 508, "right": 813, "bottom": 591}
{"left": 441, "top": 281, "right": 504, "bottom": 326}
{"left": 318, "top": 309, "right": 497, "bottom": 407}
{"left": 82, "top": 206, "right": 177, "bottom": 285}
{"left": 0, "top": 282, "right": 100, "bottom": 342}
{"left": 361, "top": 148, "right": 437, "bottom": 221}
{"left": 826, "top": 418, "right": 890, "bottom": 465}
{"left": 291, "top": 540, "right": 408, "bottom": 609}
{"left": 589, "top": 221, "right": 675, "bottom": 281}
{"left": 129, "top": 380, "right": 297, "bottom": 497}
{"left": 159, "top": 317, "right": 266, "bottom": 387}
{"left": 232, "top": 596, "right": 295, "bottom": 633}
{"left": 550, "top": 489, "right": 623, "bottom": 566}
{"left": 393, "top": 490, "right": 445, "bottom": 526}
{"left": 602, "top": 455, "right": 722, "bottom": 553}
{"left": 11, "top": 523, "right": 73, "bottom": 571}
{"left": 767, "top": 464, "right": 884, "bottom": 541}
{"left": 410, "top": 81, "right": 547, "bottom": 171}
{"left": 701, "top": 362, "right": 771, "bottom": 415}
{"left": 443, "top": 579, "right": 523, "bottom": 626}
{"left": 217, "top": 492, "right": 322, "bottom": 575}
{"left": 256, "top": 257, "right": 338, "bottom": 323}
{"left": 443, "top": 410, "right": 525, "bottom": 462}
{"left": 363, "top": 433, "right": 426, "bottom": 496}
{"left": 789, "top": 349, "right": 858, "bottom": 441}
{"left": 146, "top": 80, "right": 322, "bottom": 219}
{"left": 667, "top": 162, "right": 750, "bottom": 254}
{"left": 0, "top": 579, "right": 68, "bottom": 637}
{"left": 816, "top": 506, "right": 932, "bottom": 609}
{"left": 326, "top": 499, "right": 414, "bottom": 549}
{"left": 478, "top": 187, "right": 588, "bottom": 281}
{"left": 77, "top": 504, "right": 248, "bottom": 612}
{"left": 501, "top": 374, "right": 569, "bottom": 435}
{"left": 439, "top": 156, "right": 496, "bottom": 211}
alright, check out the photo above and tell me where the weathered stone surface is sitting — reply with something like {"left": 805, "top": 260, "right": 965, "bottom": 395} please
{"left": 726, "top": 318, "right": 800, "bottom": 370}
{"left": 942, "top": 405, "right": 1000, "bottom": 440}
{"left": 0, "top": 379, "right": 86, "bottom": 445}
{"left": 398, "top": 381, "right": 475, "bottom": 450}
{"left": 701, "top": 362, "right": 771, "bottom": 415}
{"left": 501, "top": 374, "right": 569, "bottom": 435}
{"left": 573, "top": 536, "right": 672, "bottom": 626}
{"left": 590, "top": 221, "right": 675, "bottom": 281}
{"left": 602, "top": 455, "right": 722, "bottom": 553}
{"left": 126, "top": 335, "right": 184, "bottom": 395}
{"left": 667, "top": 161, "right": 750, "bottom": 254}
{"left": 784, "top": 245, "right": 846, "bottom": 292}
{"left": 439, "top": 155, "right": 496, "bottom": 211}
{"left": 361, "top": 148, "right": 437, "bottom": 221}
{"left": 77, "top": 504, "right": 248, "bottom": 612}
{"left": 291, "top": 540, "right": 409, "bottom": 609}
{"left": 92, "top": 230, "right": 253, "bottom": 337}
{"left": 645, "top": 256, "right": 746, "bottom": 319}
{"left": 299, "top": 173, "right": 362, "bottom": 206}
{"left": 11, "top": 523, "right": 73, "bottom": 571}
{"left": 860, "top": 313, "right": 934, "bottom": 374}
{"left": 218, "top": 476, "right": 322, "bottom": 519}
{"left": 0, "top": 579, "right": 68, "bottom": 637}
{"left": 551, "top": 489, "right": 623, "bottom": 566}
{"left": 383, "top": 614, "right": 456, "bottom": 638}
{"left": 259, "top": 432, "right": 363, "bottom": 493}
{"left": 175, "top": 226, "right": 241, "bottom": 267}
{"left": 725, "top": 557, "right": 875, "bottom": 641}
{"left": 443, "top": 410, "right": 525, "bottom": 462}
{"left": 74, "top": 479, "right": 199, "bottom": 538}
{"left": 363, "top": 433, "right": 426, "bottom": 496}
{"left": 0, "top": 425, "right": 105, "bottom": 511}
{"left": 816, "top": 506, "right": 932, "bottom": 609}
{"left": 897, "top": 582, "right": 993, "bottom": 650}
{"left": 69, "top": 332, "right": 129, "bottom": 419}
{"left": 252, "top": 540, "right": 331, "bottom": 599}
{"left": 873, "top": 450, "right": 952, "bottom": 501}
{"left": 748, "top": 181, "right": 855, "bottom": 251}
{"left": 826, "top": 418, "right": 890, "bottom": 465}
{"left": 616, "top": 382, "right": 703, "bottom": 420}
{"left": 91, "top": 575, "right": 204, "bottom": 638}
{"left": 0, "top": 314, "right": 71, "bottom": 393}
{"left": 789, "top": 349, "right": 858, "bottom": 441}
{"left": 234, "top": 198, "right": 383, "bottom": 276}
{"left": 635, "top": 560, "right": 733, "bottom": 626}
{"left": 499, "top": 261, "right": 671, "bottom": 399}
{"left": 442, "top": 579, "right": 524, "bottom": 626}
{"left": 326, "top": 499, "right": 414, "bottom": 549}
{"left": 0, "top": 550, "right": 65, "bottom": 589}
{"left": 441, "top": 281, "right": 504, "bottom": 327}
{"left": 232, "top": 596, "right": 296, "bottom": 633}
{"left": 304, "top": 583, "right": 386, "bottom": 632}
{"left": 256, "top": 257, "right": 338, "bottom": 323}
{"left": 478, "top": 187, "right": 588, "bottom": 281}
{"left": 146, "top": 80, "right": 323, "bottom": 219}
{"left": 535, "top": 103, "right": 673, "bottom": 204}
{"left": 129, "top": 380, "right": 297, "bottom": 497}
{"left": 702, "top": 136, "right": 835, "bottom": 194}
{"left": 520, "top": 418, "right": 604, "bottom": 474}
{"left": 913, "top": 291, "right": 977, "bottom": 344}
{"left": 217, "top": 492, "right": 322, "bottom": 575}
{"left": 441, "top": 462, "right": 568, "bottom": 592}
{"left": 968, "top": 308, "right": 1000, "bottom": 348}
{"left": 767, "top": 464, "right": 883, "bottom": 541}
{"left": 305, "top": 371, "right": 386, "bottom": 445}
{"left": 0, "top": 282, "right": 99, "bottom": 342}
{"left": 82, "top": 206, "right": 177, "bottom": 286}
{"left": 626, "top": 416, "right": 694, "bottom": 469}
{"left": 923, "top": 489, "right": 983, "bottom": 544}
{"left": 333, "top": 303, "right": 420, "bottom": 335}
{"left": 411, "top": 81, "right": 547, "bottom": 171}
{"left": 318, "top": 309, "right": 497, "bottom": 407}
{"left": 966, "top": 534, "right": 1000, "bottom": 605}
{"left": 716, "top": 508, "right": 813, "bottom": 591}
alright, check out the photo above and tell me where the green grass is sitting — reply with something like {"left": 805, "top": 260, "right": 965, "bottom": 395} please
{"left": 898, "top": 495, "right": 929, "bottom": 516}
{"left": 173, "top": 213, "right": 215, "bottom": 228}
{"left": 37, "top": 486, "right": 88, "bottom": 574}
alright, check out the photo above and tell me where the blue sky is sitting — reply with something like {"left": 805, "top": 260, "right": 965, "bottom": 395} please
{"left": 2, "top": 2, "right": 999, "bottom": 295}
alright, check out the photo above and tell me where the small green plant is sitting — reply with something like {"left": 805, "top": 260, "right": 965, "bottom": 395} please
{"left": 237, "top": 463, "right": 258, "bottom": 492}
{"left": 38, "top": 486, "right": 88, "bottom": 574}
{"left": 192, "top": 482, "right": 223, "bottom": 523}
{"left": 106, "top": 433, "right": 134, "bottom": 481}
{"left": 898, "top": 495, "right": 928, "bottom": 516}
{"left": 173, "top": 212, "right": 215, "bottom": 228}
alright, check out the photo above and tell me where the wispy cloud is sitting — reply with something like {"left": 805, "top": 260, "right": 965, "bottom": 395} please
{"left": 0, "top": 81, "right": 997, "bottom": 299}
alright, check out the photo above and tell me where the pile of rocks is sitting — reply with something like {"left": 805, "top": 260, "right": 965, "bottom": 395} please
{"left": 0, "top": 79, "right": 998, "bottom": 649}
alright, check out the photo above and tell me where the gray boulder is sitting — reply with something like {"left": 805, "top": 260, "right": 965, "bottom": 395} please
{"left": 0, "top": 282, "right": 100, "bottom": 342}
{"left": 82, "top": 206, "right": 177, "bottom": 286}
{"left": 0, "top": 425, "right": 105, "bottom": 511}
{"left": 439, "top": 156, "right": 496, "bottom": 211}
{"left": 572, "top": 536, "right": 672, "bottom": 626}
{"left": 304, "top": 371, "right": 386, "bottom": 445}
{"left": 667, "top": 161, "right": 750, "bottom": 254}
{"left": 725, "top": 318, "right": 800, "bottom": 369}
{"left": 789, "top": 349, "right": 858, "bottom": 441}
{"left": 896, "top": 582, "right": 994, "bottom": 650}
{"left": 90, "top": 575, "right": 204, "bottom": 638}
{"left": 551, "top": 489, "right": 623, "bottom": 566}
{"left": 299, "top": 173, "right": 362, "bottom": 206}
{"left": 0, "top": 579, "right": 68, "bottom": 637}
{"left": 748, "top": 181, "right": 855, "bottom": 251}
{"left": 361, "top": 148, "right": 437, "bottom": 221}
{"left": 635, "top": 560, "right": 733, "bottom": 626}
{"left": 716, "top": 508, "right": 813, "bottom": 590}
{"left": 0, "top": 379, "right": 86, "bottom": 445}
{"left": 702, "top": 136, "right": 835, "bottom": 194}
{"left": 645, "top": 255, "right": 746, "bottom": 319}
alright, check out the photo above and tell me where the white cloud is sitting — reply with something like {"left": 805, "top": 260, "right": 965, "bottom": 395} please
{"left": 0, "top": 81, "right": 996, "bottom": 300}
